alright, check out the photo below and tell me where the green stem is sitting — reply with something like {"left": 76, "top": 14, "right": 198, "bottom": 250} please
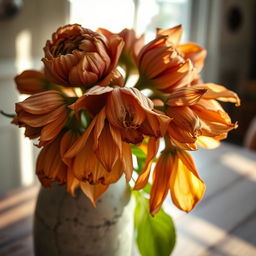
{"left": 0, "top": 110, "right": 15, "bottom": 118}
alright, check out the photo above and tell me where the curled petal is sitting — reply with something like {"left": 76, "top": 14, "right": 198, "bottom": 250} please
{"left": 106, "top": 88, "right": 147, "bottom": 129}
{"left": 167, "top": 87, "right": 207, "bottom": 107}
{"left": 16, "top": 90, "right": 63, "bottom": 114}
{"left": 166, "top": 106, "right": 201, "bottom": 137}
{"left": 98, "top": 69, "right": 124, "bottom": 87}
{"left": 15, "top": 70, "right": 48, "bottom": 95}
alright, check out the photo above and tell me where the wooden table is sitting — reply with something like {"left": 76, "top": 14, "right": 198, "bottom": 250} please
{"left": 0, "top": 143, "right": 255, "bottom": 256}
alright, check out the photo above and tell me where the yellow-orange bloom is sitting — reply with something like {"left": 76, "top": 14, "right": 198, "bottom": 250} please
{"left": 166, "top": 84, "right": 240, "bottom": 150}
{"left": 72, "top": 85, "right": 171, "bottom": 144}
{"left": 64, "top": 108, "right": 133, "bottom": 186}
{"left": 43, "top": 24, "right": 124, "bottom": 87}
{"left": 135, "top": 146, "right": 205, "bottom": 215}
{"left": 15, "top": 70, "right": 49, "bottom": 95}
{"left": 14, "top": 90, "right": 69, "bottom": 146}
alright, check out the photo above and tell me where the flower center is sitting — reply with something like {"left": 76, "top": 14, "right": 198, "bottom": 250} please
{"left": 51, "top": 35, "right": 85, "bottom": 57}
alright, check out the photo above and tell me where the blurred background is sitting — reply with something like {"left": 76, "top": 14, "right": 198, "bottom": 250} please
{"left": 0, "top": 0, "right": 255, "bottom": 255}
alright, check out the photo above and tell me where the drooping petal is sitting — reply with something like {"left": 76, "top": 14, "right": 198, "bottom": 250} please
{"left": 80, "top": 182, "right": 109, "bottom": 207}
{"left": 169, "top": 150, "right": 206, "bottom": 212}
{"left": 121, "top": 142, "right": 133, "bottom": 182}
{"left": 36, "top": 135, "right": 67, "bottom": 187}
{"left": 67, "top": 169, "right": 80, "bottom": 196}
{"left": 150, "top": 151, "right": 174, "bottom": 216}
{"left": 134, "top": 137, "right": 159, "bottom": 190}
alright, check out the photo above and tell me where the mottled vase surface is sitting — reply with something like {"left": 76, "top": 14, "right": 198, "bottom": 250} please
{"left": 33, "top": 178, "right": 134, "bottom": 256}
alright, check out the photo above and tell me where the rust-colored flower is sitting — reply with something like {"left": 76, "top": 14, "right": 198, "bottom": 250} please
{"left": 157, "top": 25, "right": 207, "bottom": 74}
{"left": 165, "top": 84, "right": 240, "bottom": 150}
{"left": 98, "top": 28, "right": 144, "bottom": 71}
{"left": 42, "top": 24, "right": 124, "bottom": 87}
{"left": 72, "top": 85, "right": 171, "bottom": 144}
{"left": 15, "top": 70, "right": 49, "bottom": 95}
{"left": 137, "top": 34, "right": 193, "bottom": 93}
{"left": 37, "top": 130, "right": 109, "bottom": 206}
{"left": 64, "top": 108, "right": 133, "bottom": 186}
{"left": 135, "top": 144, "right": 205, "bottom": 215}
{"left": 14, "top": 90, "right": 70, "bottom": 146}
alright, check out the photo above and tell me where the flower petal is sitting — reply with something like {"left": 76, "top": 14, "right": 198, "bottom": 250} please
{"left": 167, "top": 87, "right": 207, "bottom": 107}
{"left": 80, "top": 182, "right": 109, "bottom": 207}
{"left": 150, "top": 151, "right": 173, "bottom": 216}
{"left": 134, "top": 137, "right": 159, "bottom": 190}
{"left": 156, "top": 25, "right": 183, "bottom": 46}
{"left": 193, "top": 83, "right": 240, "bottom": 106}
{"left": 170, "top": 150, "right": 205, "bottom": 212}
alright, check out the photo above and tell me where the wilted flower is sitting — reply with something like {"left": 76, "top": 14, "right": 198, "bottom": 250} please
{"left": 37, "top": 130, "right": 109, "bottom": 206}
{"left": 137, "top": 34, "right": 193, "bottom": 93}
{"left": 135, "top": 143, "right": 205, "bottom": 215}
{"left": 72, "top": 85, "right": 171, "bottom": 144}
{"left": 64, "top": 108, "right": 133, "bottom": 186}
{"left": 14, "top": 90, "right": 70, "bottom": 146}
{"left": 157, "top": 25, "right": 207, "bottom": 74}
{"left": 42, "top": 24, "right": 124, "bottom": 87}
{"left": 165, "top": 84, "right": 240, "bottom": 150}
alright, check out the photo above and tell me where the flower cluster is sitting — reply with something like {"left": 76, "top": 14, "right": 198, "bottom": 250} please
{"left": 13, "top": 24, "right": 239, "bottom": 215}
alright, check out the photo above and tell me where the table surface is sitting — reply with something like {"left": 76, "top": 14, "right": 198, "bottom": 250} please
{"left": 0, "top": 143, "right": 255, "bottom": 256}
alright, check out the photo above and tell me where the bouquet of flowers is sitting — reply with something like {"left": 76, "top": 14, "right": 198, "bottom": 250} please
{"left": 7, "top": 24, "right": 239, "bottom": 255}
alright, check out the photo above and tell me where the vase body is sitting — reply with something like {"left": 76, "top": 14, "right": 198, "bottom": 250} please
{"left": 33, "top": 178, "right": 134, "bottom": 256}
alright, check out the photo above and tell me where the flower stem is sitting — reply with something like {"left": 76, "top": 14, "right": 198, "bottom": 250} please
{"left": 0, "top": 110, "right": 15, "bottom": 118}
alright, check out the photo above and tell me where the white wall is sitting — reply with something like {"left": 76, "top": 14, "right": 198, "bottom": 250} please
{"left": 0, "top": 0, "right": 69, "bottom": 194}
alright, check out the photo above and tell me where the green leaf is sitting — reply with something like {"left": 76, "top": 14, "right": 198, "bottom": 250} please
{"left": 134, "top": 192, "right": 176, "bottom": 256}
{"left": 131, "top": 145, "right": 147, "bottom": 159}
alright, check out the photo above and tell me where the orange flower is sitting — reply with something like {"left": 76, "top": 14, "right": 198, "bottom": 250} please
{"left": 42, "top": 24, "right": 124, "bottom": 87}
{"left": 135, "top": 144, "right": 205, "bottom": 215}
{"left": 157, "top": 25, "right": 207, "bottom": 73}
{"left": 15, "top": 70, "right": 49, "bottom": 95}
{"left": 72, "top": 85, "right": 171, "bottom": 144}
{"left": 165, "top": 84, "right": 240, "bottom": 150}
{"left": 64, "top": 108, "right": 133, "bottom": 186}
{"left": 98, "top": 28, "right": 144, "bottom": 71}
{"left": 137, "top": 34, "right": 193, "bottom": 93}
{"left": 37, "top": 130, "right": 109, "bottom": 206}
{"left": 14, "top": 90, "right": 70, "bottom": 146}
